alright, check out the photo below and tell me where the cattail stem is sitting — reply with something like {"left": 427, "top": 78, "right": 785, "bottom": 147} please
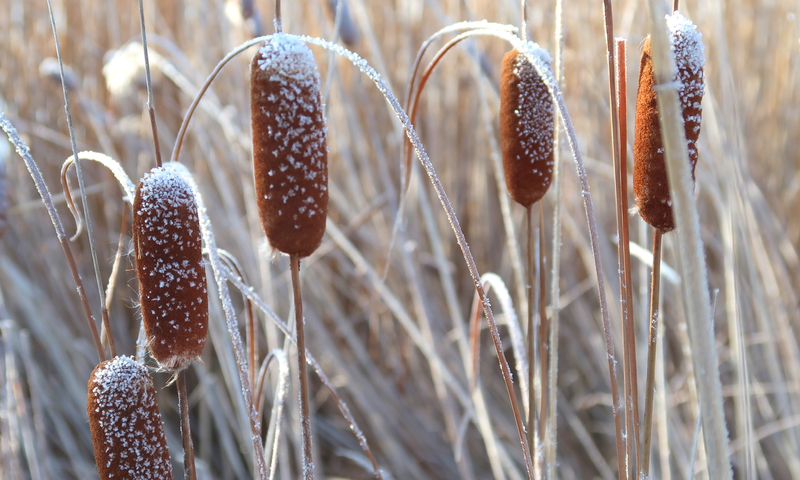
{"left": 177, "top": 370, "right": 198, "bottom": 480}
{"left": 275, "top": 0, "right": 283, "bottom": 33}
{"left": 640, "top": 228, "right": 663, "bottom": 478}
{"left": 520, "top": 0, "right": 528, "bottom": 42}
{"left": 525, "top": 205, "right": 537, "bottom": 463}
{"left": 673, "top": 0, "right": 680, "bottom": 12}
{"left": 138, "top": 0, "right": 162, "bottom": 168}
{"left": 537, "top": 200, "right": 548, "bottom": 472}
{"left": 291, "top": 255, "right": 314, "bottom": 480}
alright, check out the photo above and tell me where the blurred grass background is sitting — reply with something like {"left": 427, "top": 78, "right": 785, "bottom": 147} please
{"left": 1, "top": 0, "right": 799, "bottom": 478}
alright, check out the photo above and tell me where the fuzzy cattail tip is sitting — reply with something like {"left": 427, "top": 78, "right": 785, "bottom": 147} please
{"left": 499, "top": 45, "right": 555, "bottom": 208}
{"left": 133, "top": 164, "right": 208, "bottom": 371}
{"left": 251, "top": 34, "right": 328, "bottom": 258}
{"left": 88, "top": 356, "right": 173, "bottom": 479}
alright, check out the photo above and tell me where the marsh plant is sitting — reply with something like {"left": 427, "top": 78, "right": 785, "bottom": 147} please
{"left": 1, "top": 1, "right": 798, "bottom": 480}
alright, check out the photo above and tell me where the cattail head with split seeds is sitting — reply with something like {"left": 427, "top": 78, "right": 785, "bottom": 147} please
{"left": 133, "top": 164, "right": 208, "bottom": 371}
{"left": 251, "top": 34, "right": 328, "bottom": 258}
{"left": 633, "top": 12, "right": 705, "bottom": 232}
{"left": 88, "top": 356, "right": 173, "bottom": 479}
{"left": 499, "top": 46, "right": 555, "bottom": 208}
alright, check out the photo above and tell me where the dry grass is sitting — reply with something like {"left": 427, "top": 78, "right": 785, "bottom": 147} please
{"left": 1, "top": 0, "right": 799, "bottom": 479}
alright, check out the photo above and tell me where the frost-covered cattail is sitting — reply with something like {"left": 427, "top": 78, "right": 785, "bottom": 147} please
{"left": 133, "top": 164, "right": 208, "bottom": 371}
{"left": 633, "top": 12, "right": 705, "bottom": 232}
{"left": 499, "top": 47, "right": 555, "bottom": 208}
{"left": 88, "top": 356, "right": 173, "bottom": 479}
{"left": 251, "top": 33, "right": 328, "bottom": 258}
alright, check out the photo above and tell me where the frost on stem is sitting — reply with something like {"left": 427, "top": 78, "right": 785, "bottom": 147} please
{"left": 134, "top": 164, "right": 208, "bottom": 371}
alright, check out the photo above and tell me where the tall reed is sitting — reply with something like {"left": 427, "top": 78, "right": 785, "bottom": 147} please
{"left": 251, "top": 27, "right": 329, "bottom": 479}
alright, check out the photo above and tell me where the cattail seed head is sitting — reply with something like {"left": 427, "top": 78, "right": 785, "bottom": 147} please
{"left": 251, "top": 34, "right": 328, "bottom": 258}
{"left": 88, "top": 356, "right": 173, "bottom": 479}
{"left": 499, "top": 46, "right": 555, "bottom": 208}
{"left": 633, "top": 12, "right": 705, "bottom": 232}
{"left": 133, "top": 164, "right": 208, "bottom": 371}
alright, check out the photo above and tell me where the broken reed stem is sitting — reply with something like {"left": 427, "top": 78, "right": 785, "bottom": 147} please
{"left": 291, "top": 255, "right": 314, "bottom": 480}
{"left": 45, "top": 0, "right": 109, "bottom": 363}
{"left": 602, "top": 2, "right": 636, "bottom": 478}
{"left": 526, "top": 205, "right": 537, "bottom": 464}
{"left": 615, "top": 35, "right": 640, "bottom": 477}
{"left": 0, "top": 115, "right": 106, "bottom": 363}
{"left": 177, "top": 370, "right": 198, "bottom": 480}
{"left": 641, "top": 0, "right": 732, "bottom": 478}
{"left": 537, "top": 201, "right": 548, "bottom": 472}
{"left": 138, "top": 0, "right": 162, "bottom": 168}
{"left": 641, "top": 229, "right": 662, "bottom": 478}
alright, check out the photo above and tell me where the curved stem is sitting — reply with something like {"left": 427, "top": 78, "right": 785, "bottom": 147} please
{"left": 46, "top": 0, "right": 109, "bottom": 364}
{"left": 1, "top": 115, "right": 106, "bottom": 363}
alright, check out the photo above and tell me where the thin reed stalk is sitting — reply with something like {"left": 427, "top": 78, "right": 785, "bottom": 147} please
{"left": 177, "top": 370, "right": 197, "bottom": 480}
{"left": 290, "top": 256, "right": 314, "bottom": 480}
{"left": 0, "top": 115, "right": 105, "bottom": 363}
{"left": 526, "top": 205, "right": 537, "bottom": 462}
{"left": 641, "top": 229, "right": 662, "bottom": 477}
{"left": 604, "top": 7, "right": 639, "bottom": 480}
{"left": 545, "top": 0, "right": 566, "bottom": 475}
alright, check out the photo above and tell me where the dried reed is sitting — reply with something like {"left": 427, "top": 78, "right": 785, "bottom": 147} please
{"left": 251, "top": 29, "right": 329, "bottom": 479}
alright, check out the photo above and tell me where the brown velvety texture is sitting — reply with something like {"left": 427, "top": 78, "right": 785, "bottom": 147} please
{"left": 250, "top": 35, "right": 328, "bottom": 258}
{"left": 88, "top": 356, "right": 173, "bottom": 479}
{"left": 499, "top": 48, "right": 555, "bottom": 208}
{"left": 133, "top": 165, "right": 208, "bottom": 371}
{"left": 633, "top": 36, "right": 704, "bottom": 232}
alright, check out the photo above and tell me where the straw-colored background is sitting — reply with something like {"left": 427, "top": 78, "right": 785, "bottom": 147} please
{"left": 1, "top": 0, "right": 798, "bottom": 478}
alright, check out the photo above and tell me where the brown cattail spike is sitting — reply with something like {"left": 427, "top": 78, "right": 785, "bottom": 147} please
{"left": 88, "top": 356, "right": 173, "bottom": 479}
{"left": 251, "top": 34, "right": 328, "bottom": 258}
{"left": 133, "top": 164, "right": 208, "bottom": 371}
{"left": 499, "top": 46, "right": 555, "bottom": 208}
{"left": 633, "top": 12, "right": 705, "bottom": 232}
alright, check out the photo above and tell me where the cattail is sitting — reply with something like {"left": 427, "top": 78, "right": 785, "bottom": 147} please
{"left": 87, "top": 356, "right": 173, "bottom": 479}
{"left": 133, "top": 164, "right": 208, "bottom": 371}
{"left": 633, "top": 12, "right": 705, "bottom": 232}
{"left": 499, "top": 46, "right": 555, "bottom": 208}
{"left": 251, "top": 33, "right": 328, "bottom": 258}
